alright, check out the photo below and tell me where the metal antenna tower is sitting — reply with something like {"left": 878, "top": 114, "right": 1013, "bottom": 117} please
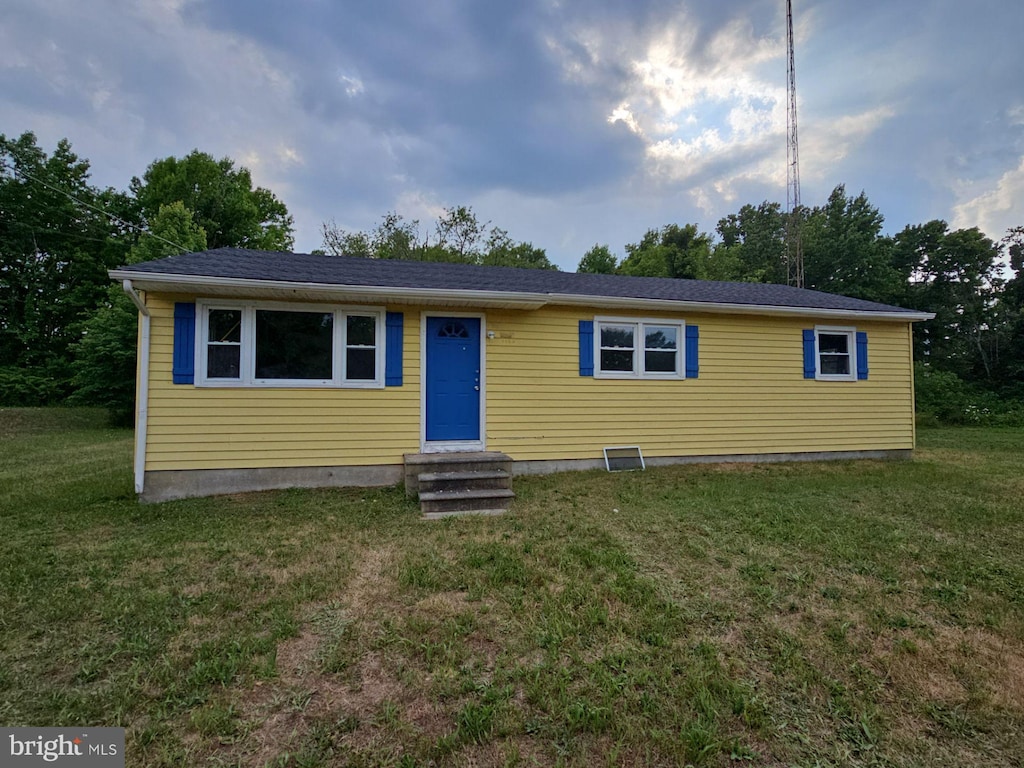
{"left": 785, "top": 0, "right": 804, "bottom": 287}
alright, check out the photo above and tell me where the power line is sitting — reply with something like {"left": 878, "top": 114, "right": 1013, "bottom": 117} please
{"left": 0, "top": 152, "right": 193, "bottom": 255}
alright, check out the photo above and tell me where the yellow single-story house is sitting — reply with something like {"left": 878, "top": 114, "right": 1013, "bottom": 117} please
{"left": 111, "top": 248, "right": 933, "bottom": 503}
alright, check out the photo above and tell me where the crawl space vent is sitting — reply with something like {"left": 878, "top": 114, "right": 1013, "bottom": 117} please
{"left": 603, "top": 445, "right": 645, "bottom": 472}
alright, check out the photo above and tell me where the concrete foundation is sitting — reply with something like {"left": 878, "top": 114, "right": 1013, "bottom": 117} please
{"left": 511, "top": 448, "right": 913, "bottom": 477}
{"left": 141, "top": 463, "right": 403, "bottom": 503}
{"left": 140, "top": 448, "right": 912, "bottom": 503}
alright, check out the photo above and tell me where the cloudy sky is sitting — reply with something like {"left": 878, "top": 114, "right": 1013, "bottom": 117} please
{"left": 3, "top": 0, "right": 1022, "bottom": 270}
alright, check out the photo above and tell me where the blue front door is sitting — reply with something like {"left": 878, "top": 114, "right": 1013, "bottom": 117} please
{"left": 425, "top": 316, "right": 481, "bottom": 442}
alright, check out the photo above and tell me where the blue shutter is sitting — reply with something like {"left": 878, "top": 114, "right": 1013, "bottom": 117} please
{"left": 856, "top": 331, "right": 869, "bottom": 380}
{"left": 579, "top": 320, "right": 594, "bottom": 376}
{"left": 173, "top": 303, "right": 196, "bottom": 384}
{"left": 802, "top": 329, "right": 816, "bottom": 379}
{"left": 684, "top": 325, "right": 699, "bottom": 378}
{"left": 385, "top": 312, "right": 403, "bottom": 386}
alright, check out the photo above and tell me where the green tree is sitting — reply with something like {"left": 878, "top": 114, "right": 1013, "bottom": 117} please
{"left": 131, "top": 150, "right": 293, "bottom": 251}
{"left": 320, "top": 219, "right": 372, "bottom": 258}
{"left": 434, "top": 206, "right": 489, "bottom": 263}
{"left": 320, "top": 212, "right": 424, "bottom": 260}
{"left": 894, "top": 220, "right": 1004, "bottom": 381}
{"left": 801, "top": 185, "right": 902, "bottom": 303}
{"left": 70, "top": 203, "right": 208, "bottom": 424}
{"left": 0, "top": 131, "right": 135, "bottom": 402}
{"left": 996, "top": 226, "right": 1024, "bottom": 394}
{"left": 577, "top": 244, "right": 618, "bottom": 274}
{"left": 619, "top": 224, "right": 716, "bottom": 279}
{"left": 481, "top": 228, "right": 556, "bottom": 270}
{"left": 128, "top": 201, "right": 207, "bottom": 264}
{"left": 319, "top": 206, "right": 558, "bottom": 269}
{"left": 715, "top": 202, "right": 788, "bottom": 283}
{"left": 373, "top": 211, "right": 422, "bottom": 260}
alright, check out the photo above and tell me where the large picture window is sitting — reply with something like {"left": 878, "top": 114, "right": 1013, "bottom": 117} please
{"left": 595, "top": 318, "right": 684, "bottom": 379}
{"left": 196, "top": 301, "right": 384, "bottom": 387}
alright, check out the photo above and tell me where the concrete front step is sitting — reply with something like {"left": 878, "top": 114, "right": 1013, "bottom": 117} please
{"left": 419, "top": 488, "right": 515, "bottom": 517}
{"left": 404, "top": 451, "right": 515, "bottom": 517}
{"left": 403, "top": 451, "right": 513, "bottom": 495}
{"left": 417, "top": 469, "right": 511, "bottom": 494}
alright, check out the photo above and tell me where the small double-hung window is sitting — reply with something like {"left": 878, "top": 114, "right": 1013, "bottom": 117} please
{"left": 596, "top": 318, "right": 684, "bottom": 378}
{"left": 817, "top": 329, "right": 854, "bottom": 378}
{"left": 803, "top": 326, "right": 868, "bottom": 381}
{"left": 197, "top": 301, "right": 384, "bottom": 387}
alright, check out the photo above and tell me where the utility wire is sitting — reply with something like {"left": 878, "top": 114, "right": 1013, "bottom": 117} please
{"left": 0, "top": 153, "right": 193, "bottom": 255}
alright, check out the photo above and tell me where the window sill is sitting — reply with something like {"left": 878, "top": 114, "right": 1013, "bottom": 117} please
{"left": 593, "top": 372, "right": 684, "bottom": 381}
{"left": 194, "top": 380, "right": 385, "bottom": 389}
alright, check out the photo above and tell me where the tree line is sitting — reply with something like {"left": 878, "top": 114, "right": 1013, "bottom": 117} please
{"left": 319, "top": 208, "right": 556, "bottom": 269}
{"left": 0, "top": 131, "right": 293, "bottom": 422}
{"left": 1, "top": 130, "right": 1021, "bottom": 425}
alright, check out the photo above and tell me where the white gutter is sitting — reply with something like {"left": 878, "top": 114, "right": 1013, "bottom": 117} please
{"left": 109, "top": 270, "right": 935, "bottom": 322}
{"left": 109, "top": 270, "right": 549, "bottom": 309}
{"left": 548, "top": 292, "right": 935, "bottom": 322}
{"left": 121, "top": 279, "right": 150, "bottom": 495}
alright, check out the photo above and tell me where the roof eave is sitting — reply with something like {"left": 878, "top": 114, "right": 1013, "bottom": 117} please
{"left": 110, "top": 270, "right": 935, "bottom": 322}
{"left": 109, "top": 270, "right": 549, "bottom": 310}
{"left": 547, "top": 292, "right": 935, "bottom": 321}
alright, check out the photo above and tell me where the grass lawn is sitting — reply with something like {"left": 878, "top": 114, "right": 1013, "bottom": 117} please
{"left": 1, "top": 409, "right": 1022, "bottom": 767}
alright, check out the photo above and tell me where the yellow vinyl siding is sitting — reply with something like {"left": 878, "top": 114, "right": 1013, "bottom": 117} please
{"left": 484, "top": 307, "right": 915, "bottom": 461}
{"left": 144, "top": 295, "right": 421, "bottom": 471}
{"left": 142, "top": 294, "right": 916, "bottom": 474}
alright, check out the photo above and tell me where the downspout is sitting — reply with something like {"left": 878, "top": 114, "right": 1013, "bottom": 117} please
{"left": 122, "top": 280, "right": 150, "bottom": 495}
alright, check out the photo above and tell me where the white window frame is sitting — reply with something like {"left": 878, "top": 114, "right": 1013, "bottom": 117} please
{"left": 593, "top": 316, "right": 685, "bottom": 379}
{"left": 815, "top": 325, "right": 856, "bottom": 382}
{"left": 195, "top": 299, "right": 385, "bottom": 388}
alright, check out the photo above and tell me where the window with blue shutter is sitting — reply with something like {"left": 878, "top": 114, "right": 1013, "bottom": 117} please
{"left": 192, "top": 301, "right": 388, "bottom": 388}
{"left": 385, "top": 312, "right": 403, "bottom": 386}
{"left": 807, "top": 327, "right": 864, "bottom": 381}
{"left": 173, "top": 302, "right": 196, "bottom": 384}
{"left": 579, "top": 320, "right": 594, "bottom": 376}
{"left": 588, "top": 318, "right": 687, "bottom": 378}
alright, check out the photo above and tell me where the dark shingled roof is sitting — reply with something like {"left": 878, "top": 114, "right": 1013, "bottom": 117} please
{"left": 119, "top": 247, "right": 922, "bottom": 315}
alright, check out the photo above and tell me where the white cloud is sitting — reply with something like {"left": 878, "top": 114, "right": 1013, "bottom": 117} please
{"left": 546, "top": 10, "right": 789, "bottom": 205}
{"left": 545, "top": 5, "right": 901, "bottom": 215}
{"left": 608, "top": 104, "right": 642, "bottom": 135}
{"left": 338, "top": 73, "right": 365, "bottom": 97}
{"left": 799, "top": 105, "right": 897, "bottom": 177}
{"left": 394, "top": 190, "right": 448, "bottom": 227}
{"left": 952, "top": 156, "right": 1024, "bottom": 241}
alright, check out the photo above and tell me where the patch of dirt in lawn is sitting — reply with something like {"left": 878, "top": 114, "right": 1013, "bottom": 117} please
{"left": 342, "top": 543, "right": 399, "bottom": 614}
{"left": 415, "top": 589, "right": 470, "bottom": 615}
{"left": 872, "top": 622, "right": 1024, "bottom": 715}
{"left": 216, "top": 543, "right": 451, "bottom": 766}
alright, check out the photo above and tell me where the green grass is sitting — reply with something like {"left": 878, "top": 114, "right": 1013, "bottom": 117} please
{"left": 1, "top": 408, "right": 1022, "bottom": 766}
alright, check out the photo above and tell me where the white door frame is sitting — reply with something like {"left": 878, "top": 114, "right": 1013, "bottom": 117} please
{"left": 420, "top": 311, "right": 487, "bottom": 453}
